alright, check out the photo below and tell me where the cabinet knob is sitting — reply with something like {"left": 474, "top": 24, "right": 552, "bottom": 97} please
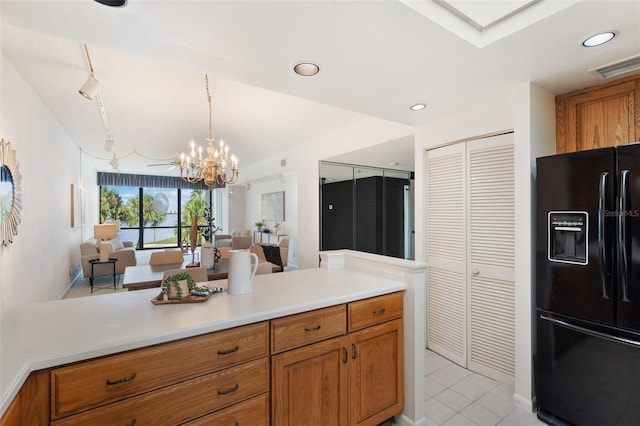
{"left": 472, "top": 269, "right": 479, "bottom": 275}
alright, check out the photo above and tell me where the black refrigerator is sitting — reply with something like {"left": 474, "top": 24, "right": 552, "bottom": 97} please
{"left": 536, "top": 143, "right": 640, "bottom": 426}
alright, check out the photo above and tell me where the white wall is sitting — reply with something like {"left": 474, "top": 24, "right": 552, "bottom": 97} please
{"left": 0, "top": 53, "right": 93, "bottom": 308}
{"left": 243, "top": 174, "right": 298, "bottom": 268}
{"left": 413, "top": 84, "right": 556, "bottom": 410}
{"left": 226, "top": 185, "right": 247, "bottom": 232}
{"left": 240, "top": 117, "right": 415, "bottom": 269}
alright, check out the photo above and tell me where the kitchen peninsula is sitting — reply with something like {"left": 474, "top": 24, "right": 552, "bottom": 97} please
{"left": 0, "top": 250, "right": 426, "bottom": 425}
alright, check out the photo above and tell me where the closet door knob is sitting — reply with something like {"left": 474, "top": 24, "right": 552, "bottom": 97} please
{"left": 471, "top": 269, "right": 479, "bottom": 275}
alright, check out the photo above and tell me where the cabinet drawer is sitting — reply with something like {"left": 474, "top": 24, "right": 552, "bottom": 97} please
{"left": 271, "top": 305, "right": 346, "bottom": 354}
{"left": 51, "top": 322, "right": 268, "bottom": 419}
{"left": 348, "top": 292, "right": 403, "bottom": 331}
{"left": 51, "top": 357, "right": 269, "bottom": 426}
{"left": 184, "top": 393, "right": 269, "bottom": 425}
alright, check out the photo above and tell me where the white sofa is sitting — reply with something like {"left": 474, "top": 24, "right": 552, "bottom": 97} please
{"left": 80, "top": 237, "right": 137, "bottom": 278}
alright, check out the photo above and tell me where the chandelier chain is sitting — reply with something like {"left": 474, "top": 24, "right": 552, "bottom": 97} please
{"left": 177, "top": 74, "right": 239, "bottom": 187}
{"left": 206, "top": 75, "right": 213, "bottom": 141}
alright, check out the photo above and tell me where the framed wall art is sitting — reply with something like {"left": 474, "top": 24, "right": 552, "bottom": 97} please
{"left": 261, "top": 191, "right": 284, "bottom": 221}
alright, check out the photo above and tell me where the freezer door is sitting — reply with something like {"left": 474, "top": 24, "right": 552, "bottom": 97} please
{"left": 536, "top": 311, "right": 640, "bottom": 426}
{"left": 536, "top": 148, "right": 615, "bottom": 325}
{"left": 616, "top": 142, "right": 640, "bottom": 332}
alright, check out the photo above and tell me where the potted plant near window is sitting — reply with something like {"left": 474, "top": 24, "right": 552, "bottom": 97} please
{"left": 201, "top": 206, "right": 220, "bottom": 269}
{"left": 254, "top": 221, "right": 264, "bottom": 231}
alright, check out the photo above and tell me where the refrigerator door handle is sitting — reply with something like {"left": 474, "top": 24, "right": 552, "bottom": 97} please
{"left": 540, "top": 314, "right": 640, "bottom": 348}
{"left": 599, "top": 172, "right": 609, "bottom": 299}
{"left": 619, "top": 169, "right": 630, "bottom": 302}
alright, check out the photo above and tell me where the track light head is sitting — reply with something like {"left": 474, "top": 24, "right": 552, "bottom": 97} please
{"left": 104, "top": 138, "right": 114, "bottom": 152}
{"left": 79, "top": 75, "right": 100, "bottom": 100}
{"left": 109, "top": 156, "right": 119, "bottom": 169}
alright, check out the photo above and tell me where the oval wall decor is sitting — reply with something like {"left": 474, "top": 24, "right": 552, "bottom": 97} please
{"left": 0, "top": 139, "right": 22, "bottom": 246}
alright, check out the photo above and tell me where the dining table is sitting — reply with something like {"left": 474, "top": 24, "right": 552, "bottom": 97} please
{"left": 122, "top": 260, "right": 279, "bottom": 291}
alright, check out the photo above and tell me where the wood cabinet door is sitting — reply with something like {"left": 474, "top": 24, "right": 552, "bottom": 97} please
{"left": 557, "top": 77, "right": 640, "bottom": 153}
{"left": 271, "top": 336, "right": 348, "bottom": 426}
{"left": 348, "top": 319, "right": 403, "bottom": 426}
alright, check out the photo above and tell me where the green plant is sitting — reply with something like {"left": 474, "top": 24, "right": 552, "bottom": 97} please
{"left": 254, "top": 221, "right": 264, "bottom": 228}
{"left": 158, "top": 272, "right": 196, "bottom": 300}
{"left": 201, "top": 206, "right": 219, "bottom": 242}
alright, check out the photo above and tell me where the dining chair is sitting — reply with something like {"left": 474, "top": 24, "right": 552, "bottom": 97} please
{"left": 149, "top": 250, "right": 184, "bottom": 265}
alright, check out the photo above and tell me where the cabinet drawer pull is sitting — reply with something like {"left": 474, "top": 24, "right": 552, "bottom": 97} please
{"left": 343, "top": 347, "right": 348, "bottom": 363}
{"left": 106, "top": 373, "right": 137, "bottom": 386}
{"left": 217, "top": 345, "right": 240, "bottom": 355}
{"left": 352, "top": 343, "right": 358, "bottom": 359}
{"left": 217, "top": 384, "right": 239, "bottom": 395}
{"left": 126, "top": 419, "right": 137, "bottom": 426}
{"left": 304, "top": 325, "right": 321, "bottom": 332}
{"left": 372, "top": 308, "right": 386, "bottom": 315}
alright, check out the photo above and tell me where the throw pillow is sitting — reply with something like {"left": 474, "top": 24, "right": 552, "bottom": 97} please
{"left": 108, "top": 237, "right": 125, "bottom": 251}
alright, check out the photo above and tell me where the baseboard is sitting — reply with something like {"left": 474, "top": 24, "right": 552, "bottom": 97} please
{"left": 59, "top": 268, "right": 83, "bottom": 299}
{"left": 513, "top": 392, "right": 534, "bottom": 412}
{"left": 397, "top": 413, "right": 427, "bottom": 426}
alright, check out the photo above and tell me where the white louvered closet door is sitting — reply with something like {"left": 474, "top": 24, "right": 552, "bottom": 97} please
{"left": 426, "top": 143, "right": 466, "bottom": 367}
{"left": 466, "top": 133, "right": 515, "bottom": 383}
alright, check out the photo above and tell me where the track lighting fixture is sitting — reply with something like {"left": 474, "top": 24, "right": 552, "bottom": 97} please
{"left": 109, "top": 155, "right": 119, "bottom": 170}
{"left": 79, "top": 44, "right": 100, "bottom": 100}
{"left": 104, "top": 138, "right": 114, "bottom": 152}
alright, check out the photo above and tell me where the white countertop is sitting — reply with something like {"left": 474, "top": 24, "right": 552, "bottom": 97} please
{"left": 0, "top": 266, "right": 406, "bottom": 415}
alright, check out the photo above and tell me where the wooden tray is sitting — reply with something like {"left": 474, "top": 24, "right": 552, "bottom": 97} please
{"left": 151, "top": 292, "right": 213, "bottom": 305}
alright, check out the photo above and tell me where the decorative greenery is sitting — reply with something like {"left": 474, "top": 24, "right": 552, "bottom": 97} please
{"left": 157, "top": 272, "right": 196, "bottom": 300}
{"left": 254, "top": 221, "right": 264, "bottom": 229}
{"left": 201, "top": 205, "right": 219, "bottom": 242}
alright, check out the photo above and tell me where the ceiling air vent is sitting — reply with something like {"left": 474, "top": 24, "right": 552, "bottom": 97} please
{"left": 590, "top": 54, "right": 640, "bottom": 80}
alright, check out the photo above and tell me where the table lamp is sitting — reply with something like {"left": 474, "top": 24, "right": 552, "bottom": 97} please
{"left": 94, "top": 223, "right": 118, "bottom": 262}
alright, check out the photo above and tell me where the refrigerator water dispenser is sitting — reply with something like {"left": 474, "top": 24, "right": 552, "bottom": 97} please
{"left": 548, "top": 211, "right": 588, "bottom": 265}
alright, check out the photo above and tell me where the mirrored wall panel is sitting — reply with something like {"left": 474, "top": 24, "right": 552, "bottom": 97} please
{"left": 319, "top": 161, "right": 413, "bottom": 259}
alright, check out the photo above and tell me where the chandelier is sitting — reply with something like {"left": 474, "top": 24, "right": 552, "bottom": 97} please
{"left": 178, "top": 75, "right": 238, "bottom": 186}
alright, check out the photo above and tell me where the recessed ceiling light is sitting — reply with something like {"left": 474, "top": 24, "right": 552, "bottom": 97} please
{"left": 294, "top": 62, "right": 320, "bottom": 76}
{"left": 93, "top": 0, "right": 127, "bottom": 6}
{"left": 410, "top": 103, "right": 426, "bottom": 111}
{"left": 582, "top": 31, "right": 616, "bottom": 47}
{"left": 389, "top": 162, "right": 400, "bottom": 167}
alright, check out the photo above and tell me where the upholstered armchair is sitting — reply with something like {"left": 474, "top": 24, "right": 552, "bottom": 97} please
{"left": 250, "top": 237, "right": 289, "bottom": 270}
{"left": 80, "top": 237, "right": 137, "bottom": 278}
{"left": 214, "top": 228, "right": 252, "bottom": 250}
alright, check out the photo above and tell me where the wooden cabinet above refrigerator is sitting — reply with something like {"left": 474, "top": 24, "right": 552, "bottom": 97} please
{"left": 555, "top": 74, "right": 640, "bottom": 154}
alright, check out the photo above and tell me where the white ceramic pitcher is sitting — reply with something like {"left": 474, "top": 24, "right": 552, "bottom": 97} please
{"left": 227, "top": 249, "right": 259, "bottom": 295}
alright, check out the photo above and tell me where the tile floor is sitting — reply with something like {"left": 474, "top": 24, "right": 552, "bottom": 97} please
{"left": 424, "top": 350, "right": 544, "bottom": 426}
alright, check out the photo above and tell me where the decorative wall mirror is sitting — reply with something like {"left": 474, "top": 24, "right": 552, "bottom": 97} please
{"left": 0, "top": 139, "right": 22, "bottom": 246}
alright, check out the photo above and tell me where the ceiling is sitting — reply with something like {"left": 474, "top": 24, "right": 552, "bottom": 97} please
{"left": 1, "top": 1, "right": 638, "bottom": 179}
